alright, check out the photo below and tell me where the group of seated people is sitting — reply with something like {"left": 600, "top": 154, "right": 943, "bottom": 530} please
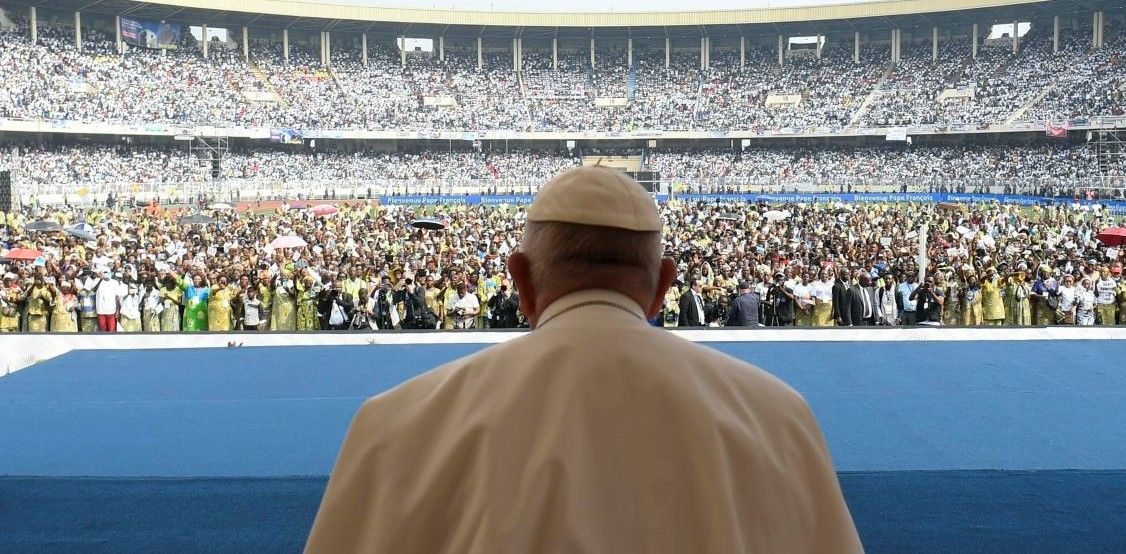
{"left": 0, "top": 18, "right": 1121, "bottom": 131}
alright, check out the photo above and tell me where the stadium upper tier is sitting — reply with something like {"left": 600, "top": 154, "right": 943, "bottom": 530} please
{"left": 0, "top": 9, "right": 1121, "bottom": 135}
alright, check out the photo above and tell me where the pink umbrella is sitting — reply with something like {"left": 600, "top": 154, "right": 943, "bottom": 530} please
{"left": 268, "top": 235, "right": 307, "bottom": 249}
{"left": 309, "top": 204, "right": 338, "bottom": 216}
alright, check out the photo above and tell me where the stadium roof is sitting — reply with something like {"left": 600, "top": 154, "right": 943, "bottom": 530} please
{"left": 11, "top": 0, "right": 1123, "bottom": 37}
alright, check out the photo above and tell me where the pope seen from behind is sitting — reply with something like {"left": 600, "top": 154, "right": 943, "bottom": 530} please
{"left": 304, "top": 166, "right": 863, "bottom": 553}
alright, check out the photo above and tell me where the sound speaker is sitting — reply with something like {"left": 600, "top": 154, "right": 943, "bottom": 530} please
{"left": 0, "top": 170, "right": 11, "bottom": 213}
{"left": 210, "top": 158, "right": 221, "bottom": 179}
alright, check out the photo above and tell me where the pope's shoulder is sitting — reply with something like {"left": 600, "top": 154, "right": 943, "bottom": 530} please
{"left": 354, "top": 322, "right": 812, "bottom": 436}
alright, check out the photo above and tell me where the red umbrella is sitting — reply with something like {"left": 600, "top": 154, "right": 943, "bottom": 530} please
{"left": 1096, "top": 227, "right": 1126, "bottom": 247}
{"left": 3, "top": 248, "right": 45, "bottom": 261}
{"left": 309, "top": 204, "right": 338, "bottom": 216}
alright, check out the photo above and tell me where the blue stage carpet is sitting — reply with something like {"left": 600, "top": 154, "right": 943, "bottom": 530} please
{"left": 2, "top": 340, "right": 1125, "bottom": 552}
{"left": 2, "top": 471, "right": 1125, "bottom": 553}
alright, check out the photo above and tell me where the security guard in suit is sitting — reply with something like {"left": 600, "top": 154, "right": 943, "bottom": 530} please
{"left": 306, "top": 166, "right": 862, "bottom": 554}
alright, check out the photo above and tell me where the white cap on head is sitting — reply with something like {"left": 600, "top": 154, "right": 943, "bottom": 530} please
{"left": 527, "top": 166, "right": 661, "bottom": 232}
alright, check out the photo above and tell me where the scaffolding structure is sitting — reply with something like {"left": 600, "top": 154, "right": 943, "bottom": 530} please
{"left": 1091, "top": 128, "right": 1126, "bottom": 190}
{"left": 187, "top": 136, "right": 230, "bottom": 201}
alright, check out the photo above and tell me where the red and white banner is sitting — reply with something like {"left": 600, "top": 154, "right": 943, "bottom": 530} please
{"left": 1046, "top": 123, "right": 1068, "bottom": 138}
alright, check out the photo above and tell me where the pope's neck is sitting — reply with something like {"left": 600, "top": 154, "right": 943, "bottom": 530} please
{"left": 533, "top": 288, "right": 648, "bottom": 329}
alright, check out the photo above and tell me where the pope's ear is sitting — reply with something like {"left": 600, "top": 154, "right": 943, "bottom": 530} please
{"left": 647, "top": 257, "right": 677, "bottom": 319}
{"left": 508, "top": 252, "right": 538, "bottom": 324}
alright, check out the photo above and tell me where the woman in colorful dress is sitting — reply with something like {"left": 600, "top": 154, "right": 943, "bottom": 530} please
{"left": 179, "top": 272, "right": 210, "bottom": 332}
{"left": 271, "top": 272, "right": 297, "bottom": 331}
{"left": 939, "top": 271, "right": 962, "bottom": 327}
{"left": 296, "top": 275, "right": 321, "bottom": 331}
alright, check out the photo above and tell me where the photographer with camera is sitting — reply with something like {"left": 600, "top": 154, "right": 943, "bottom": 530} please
{"left": 909, "top": 275, "right": 944, "bottom": 326}
{"left": 372, "top": 276, "right": 396, "bottom": 330}
{"left": 395, "top": 278, "right": 435, "bottom": 329}
{"left": 447, "top": 281, "right": 480, "bottom": 329}
{"left": 763, "top": 271, "right": 796, "bottom": 327}
{"left": 487, "top": 280, "right": 520, "bottom": 329}
{"left": 320, "top": 278, "right": 353, "bottom": 331}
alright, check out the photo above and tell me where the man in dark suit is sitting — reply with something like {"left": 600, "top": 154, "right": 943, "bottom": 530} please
{"left": 678, "top": 279, "right": 706, "bottom": 327}
{"left": 842, "top": 271, "right": 878, "bottom": 326}
{"left": 831, "top": 267, "right": 850, "bottom": 326}
{"left": 725, "top": 281, "right": 762, "bottom": 326}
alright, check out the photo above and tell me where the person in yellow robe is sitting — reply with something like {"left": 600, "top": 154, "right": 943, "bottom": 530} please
{"left": 257, "top": 271, "right": 273, "bottom": 331}
{"left": 1, "top": 276, "right": 24, "bottom": 332}
{"left": 1006, "top": 270, "right": 1032, "bottom": 326}
{"left": 24, "top": 275, "right": 52, "bottom": 332}
{"left": 307, "top": 167, "right": 861, "bottom": 554}
{"left": 49, "top": 281, "right": 79, "bottom": 332}
{"left": 424, "top": 275, "right": 443, "bottom": 330}
{"left": 980, "top": 269, "right": 1005, "bottom": 325}
{"left": 207, "top": 276, "right": 237, "bottom": 332}
{"left": 271, "top": 273, "right": 297, "bottom": 331}
{"left": 296, "top": 275, "right": 321, "bottom": 331}
{"left": 1118, "top": 277, "right": 1126, "bottom": 325}
{"left": 159, "top": 277, "right": 182, "bottom": 332}
{"left": 962, "top": 273, "right": 984, "bottom": 326}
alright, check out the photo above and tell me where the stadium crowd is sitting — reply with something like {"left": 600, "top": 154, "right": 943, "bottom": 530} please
{"left": 0, "top": 17, "right": 1122, "bottom": 131}
{"left": 1, "top": 196, "right": 1124, "bottom": 333}
{"left": 3, "top": 142, "right": 1105, "bottom": 201}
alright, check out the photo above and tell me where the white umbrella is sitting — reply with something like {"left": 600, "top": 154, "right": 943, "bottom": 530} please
{"left": 209, "top": 202, "right": 234, "bottom": 211}
{"left": 268, "top": 235, "right": 307, "bottom": 249}
{"left": 763, "top": 210, "right": 791, "bottom": 222}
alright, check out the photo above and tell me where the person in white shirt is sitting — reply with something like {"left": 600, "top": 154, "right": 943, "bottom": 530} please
{"left": 1076, "top": 278, "right": 1096, "bottom": 326}
{"left": 1093, "top": 267, "right": 1118, "bottom": 326}
{"left": 92, "top": 269, "right": 122, "bottom": 332}
{"left": 448, "top": 282, "right": 481, "bottom": 329}
{"left": 242, "top": 288, "right": 263, "bottom": 330}
{"left": 1055, "top": 275, "right": 1078, "bottom": 325}
{"left": 118, "top": 283, "right": 143, "bottom": 332}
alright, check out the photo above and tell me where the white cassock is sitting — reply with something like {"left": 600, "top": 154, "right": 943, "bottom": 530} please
{"left": 306, "top": 289, "right": 862, "bottom": 554}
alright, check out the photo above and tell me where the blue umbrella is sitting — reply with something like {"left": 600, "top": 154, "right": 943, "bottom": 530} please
{"left": 65, "top": 223, "right": 97, "bottom": 242}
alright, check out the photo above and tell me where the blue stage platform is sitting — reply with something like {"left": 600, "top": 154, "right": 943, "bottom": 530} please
{"left": 2, "top": 339, "right": 1125, "bottom": 552}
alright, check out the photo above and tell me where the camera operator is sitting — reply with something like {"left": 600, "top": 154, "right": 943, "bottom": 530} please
{"left": 395, "top": 278, "right": 435, "bottom": 329}
{"left": 763, "top": 272, "right": 796, "bottom": 327}
{"left": 487, "top": 280, "right": 520, "bottom": 329}
{"left": 319, "top": 278, "right": 353, "bottom": 331}
{"left": 372, "top": 276, "right": 396, "bottom": 330}
{"left": 910, "top": 275, "right": 944, "bottom": 326}
{"left": 448, "top": 281, "right": 481, "bottom": 329}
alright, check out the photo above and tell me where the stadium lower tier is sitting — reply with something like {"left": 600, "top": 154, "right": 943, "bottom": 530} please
{"left": 1, "top": 332, "right": 1124, "bottom": 552}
